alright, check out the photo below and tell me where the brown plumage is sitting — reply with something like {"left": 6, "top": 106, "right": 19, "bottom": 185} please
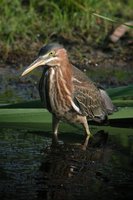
{"left": 22, "top": 43, "right": 115, "bottom": 150}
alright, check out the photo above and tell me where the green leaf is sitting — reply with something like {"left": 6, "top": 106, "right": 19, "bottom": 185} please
{"left": 107, "top": 85, "right": 133, "bottom": 100}
{"left": 93, "top": 13, "right": 133, "bottom": 28}
{"left": 0, "top": 107, "right": 132, "bottom": 130}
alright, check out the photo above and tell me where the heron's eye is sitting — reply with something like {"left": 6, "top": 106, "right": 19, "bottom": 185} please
{"left": 49, "top": 51, "right": 55, "bottom": 56}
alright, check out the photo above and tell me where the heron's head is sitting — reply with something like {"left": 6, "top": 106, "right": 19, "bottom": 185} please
{"left": 21, "top": 43, "right": 68, "bottom": 76}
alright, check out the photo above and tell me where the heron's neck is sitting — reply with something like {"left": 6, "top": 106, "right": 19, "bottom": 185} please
{"left": 47, "top": 61, "right": 73, "bottom": 112}
{"left": 59, "top": 59, "right": 73, "bottom": 93}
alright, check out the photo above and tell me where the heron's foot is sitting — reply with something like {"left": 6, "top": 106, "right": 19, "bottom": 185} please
{"left": 81, "top": 134, "right": 93, "bottom": 150}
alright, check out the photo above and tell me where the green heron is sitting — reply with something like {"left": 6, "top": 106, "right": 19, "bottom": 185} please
{"left": 22, "top": 43, "right": 115, "bottom": 150}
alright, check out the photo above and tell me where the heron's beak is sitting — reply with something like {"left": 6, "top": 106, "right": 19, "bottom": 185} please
{"left": 21, "top": 56, "right": 47, "bottom": 76}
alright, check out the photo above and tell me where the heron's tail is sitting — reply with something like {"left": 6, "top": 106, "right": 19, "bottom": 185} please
{"left": 99, "top": 89, "right": 117, "bottom": 114}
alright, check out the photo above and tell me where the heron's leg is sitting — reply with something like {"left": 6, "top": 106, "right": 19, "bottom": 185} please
{"left": 81, "top": 118, "right": 92, "bottom": 150}
{"left": 52, "top": 115, "right": 60, "bottom": 144}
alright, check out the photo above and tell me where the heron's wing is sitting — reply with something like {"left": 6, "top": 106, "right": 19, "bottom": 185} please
{"left": 72, "top": 66, "right": 117, "bottom": 114}
{"left": 73, "top": 80, "right": 107, "bottom": 121}
{"left": 72, "top": 66, "right": 109, "bottom": 121}
{"left": 72, "top": 65, "right": 92, "bottom": 83}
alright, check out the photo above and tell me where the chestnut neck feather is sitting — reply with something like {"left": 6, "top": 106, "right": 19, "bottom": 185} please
{"left": 58, "top": 56, "right": 73, "bottom": 94}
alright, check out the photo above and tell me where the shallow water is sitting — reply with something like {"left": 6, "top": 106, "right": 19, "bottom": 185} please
{"left": 0, "top": 128, "right": 133, "bottom": 200}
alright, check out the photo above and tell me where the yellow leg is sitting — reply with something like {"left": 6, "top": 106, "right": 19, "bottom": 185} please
{"left": 82, "top": 118, "right": 92, "bottom": 150}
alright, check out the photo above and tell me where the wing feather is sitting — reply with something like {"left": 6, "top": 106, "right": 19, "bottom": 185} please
{"left": 72, "top": 66, "right": 107, "bottom": 121}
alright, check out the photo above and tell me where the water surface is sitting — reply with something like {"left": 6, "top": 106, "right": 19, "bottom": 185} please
{"left": 0, "top": 127, "right": 133, "bottom": 200}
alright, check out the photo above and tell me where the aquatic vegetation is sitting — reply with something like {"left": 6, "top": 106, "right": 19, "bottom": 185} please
{"left": 0, "top": 0, "right": 133, "bottom": 52}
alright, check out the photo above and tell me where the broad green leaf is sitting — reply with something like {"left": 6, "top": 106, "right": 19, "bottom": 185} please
{"left": 0, "top": 108, "right": 132, "bottom": 130}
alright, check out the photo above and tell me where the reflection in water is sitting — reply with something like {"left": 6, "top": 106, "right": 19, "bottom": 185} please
{"left": 0, "top": 128, "right": 133, "bottom": 200}
{"left": 38, "top": 142, "right": 111, "bottom": 200}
